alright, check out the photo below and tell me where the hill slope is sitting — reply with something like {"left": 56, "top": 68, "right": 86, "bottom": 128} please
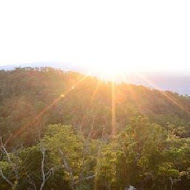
{"left": 0, "top": 67, "right": 190, "bottom": 145}
{"left": 0, "top": 67, "right": 190, "bottom": 190}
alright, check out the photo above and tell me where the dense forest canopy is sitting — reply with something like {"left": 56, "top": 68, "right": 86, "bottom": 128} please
{"left": 0, "top": 67, "right": 190, "bottom": 190}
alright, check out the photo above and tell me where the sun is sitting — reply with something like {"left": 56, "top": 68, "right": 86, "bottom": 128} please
{"left": 87, "top": 62, "right": 130, "bottom": 81}
{"left": 80, "top": 61, "right": 156, "bottom": 81}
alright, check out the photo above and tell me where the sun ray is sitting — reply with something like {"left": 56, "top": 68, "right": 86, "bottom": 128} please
{"left": 4, "top": 74, "right": 89, "bottom": 146}
{"left": 135, "top": 72, "right": 190, "bottom": 114}
{"left": 111, "top": 79, "right": 116, "bottom": 137}
{"left": 90, "top": 81, "right": 100, "bottom": 106}
{"left": 78, "top": 80, "right": 101, "bottom": 136}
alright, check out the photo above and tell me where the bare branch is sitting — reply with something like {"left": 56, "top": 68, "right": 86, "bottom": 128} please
{"left": 0, "top": 137, "right": 19, "bottom": 188}
{"left": 0, "top": 168, "right": 13, "bottom": 187}
{"left": 59, "top": 149, "right": 74, "bottom": 178}
{"left": 39, "top": 148, "right": 46, "bottom": 190}
{"left": 26, "top": 173, "right": 37, "bottom": 190}
{"left": 87, "top": 115, "right": 96, "bottom": 139}
{"left": 59, "top": 148, "right": 96, "bottom": 189}
{"left": 59, "top": 149, "right": 75, "bottom": 190}
{"left": 39, "top": 148, "right": 53, "bottom": 190}
{"left": 0, "top": 137, "right": 11, "bottom": 163}
{"left": 45, "top": 168, "right": 53, "bottom": 182}
{"left": 75, "top": 174, "right": 95, "bottom": 184}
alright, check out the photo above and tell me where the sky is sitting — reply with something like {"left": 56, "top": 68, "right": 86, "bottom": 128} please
{"left": 0, "top": 0, "right": 190, "bottom": 74}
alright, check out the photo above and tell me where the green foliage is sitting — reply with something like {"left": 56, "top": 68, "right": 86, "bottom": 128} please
{"left": 0, "top": 68, "right": 190, "bottom": 189}
{"left": 96, "top": 117, "right": 190, "bottom": 190}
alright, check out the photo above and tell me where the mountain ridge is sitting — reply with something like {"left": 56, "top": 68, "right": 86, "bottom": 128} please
{"left": 0, "top": 63, "right": 190, "bottom": 95}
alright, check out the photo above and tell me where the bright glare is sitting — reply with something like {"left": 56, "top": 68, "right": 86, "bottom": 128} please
{"left": 0, "top": 0, "right": 190, "bottom": 74}
{"left": 85, "top": 63, "right": 129, "bottom": 81}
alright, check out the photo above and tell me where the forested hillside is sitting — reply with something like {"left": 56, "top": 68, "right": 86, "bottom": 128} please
{"left": 0, "top": 67, "right": 190, "bottom": 190}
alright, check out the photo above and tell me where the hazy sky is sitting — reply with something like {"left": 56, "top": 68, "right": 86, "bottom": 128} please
{"left": 0, "top": 0, "right": 190, "bottom": 73}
